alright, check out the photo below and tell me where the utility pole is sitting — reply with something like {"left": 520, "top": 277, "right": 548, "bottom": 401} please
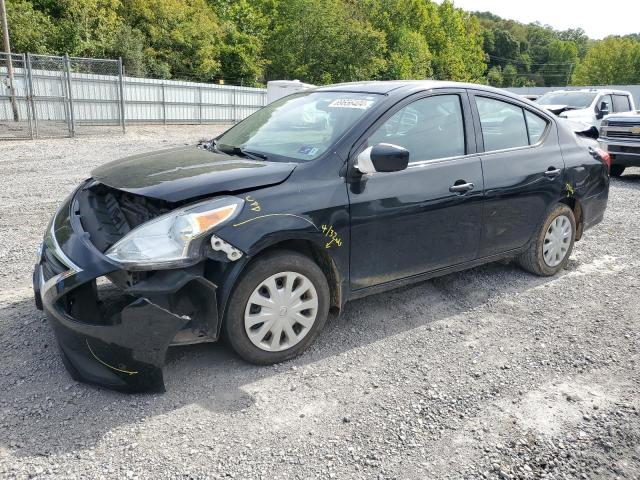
{"left": 0, "top": 0, "right": 19, "bottom": 121}
{"left": 565, "top": 63, "right": 575, "bottom": 87}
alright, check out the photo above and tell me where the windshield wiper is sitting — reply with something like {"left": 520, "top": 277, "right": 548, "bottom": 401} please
{"left": 240, "top": 149, "right": 269, "bottom": 161}
{"left": 217, "top": 144, "right": 269, "bottom": 161}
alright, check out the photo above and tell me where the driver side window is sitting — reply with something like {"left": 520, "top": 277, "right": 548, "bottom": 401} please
{"left": 368, "top": 95, "right": 466, "bottom": 163}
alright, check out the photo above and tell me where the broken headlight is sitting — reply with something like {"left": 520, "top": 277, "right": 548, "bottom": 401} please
{"left": 106, "top": 196, "right": 243, "bottom": 269}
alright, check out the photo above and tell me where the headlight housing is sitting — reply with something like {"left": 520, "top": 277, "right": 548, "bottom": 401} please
{"left": 106, "top": 196, "right": 243, "bottom": 269}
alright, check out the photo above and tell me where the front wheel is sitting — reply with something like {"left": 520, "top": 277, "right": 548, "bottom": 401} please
{"left": 517, "top": 203, "right": 576, "bottom": 276}
{"left": 223, "top": 250, "right": 330, "bottom": 365}
{"left": 610, "top": 165, "right": 626, "bottom": 177}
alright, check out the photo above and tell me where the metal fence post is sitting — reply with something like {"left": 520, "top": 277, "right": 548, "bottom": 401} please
{"left": 21, "top": 53, "right": 33, "bottom": 139}
{"left": 161, "top": 82, "right": 166, "bottom": 124}
{"left": 117, "top": 57, "right": 126, "bottom": 133}
{"left": 63, "top": 54, "right": 75, "bottom": 137}
{"left": 198, "top": 86, "right": 202, "bottom": 124}
{"left": 25, "top": 52, "right": 37, "bottom": 138}
{"left": 232, "top": 87, "right": 237, "bottom": 123}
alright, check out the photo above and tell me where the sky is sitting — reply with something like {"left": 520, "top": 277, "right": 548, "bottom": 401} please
{"left": 446, "top": 0, "right": 639, "bottom": 39}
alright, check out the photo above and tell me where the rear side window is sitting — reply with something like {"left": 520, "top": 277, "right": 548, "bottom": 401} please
{"left": 613, "top": 95, "right": 632, "bottom": 112}
{"left": 524, "top": 110, "right": 548, "bottom": 144}
{"left": 475, "top": 96, "right": 549, "bottom": 151}
{"left": 368, "top": 94, "right": 465, "bottom": 163}
{"left": 475, "top": 97, "right": 529, "bottom": 151}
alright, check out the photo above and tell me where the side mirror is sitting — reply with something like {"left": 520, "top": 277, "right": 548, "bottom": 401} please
{"left": 596, "top": 101, "right": 609, "bottom": 119}
{"left": 356, "top": 143, "right": 409, "bottom": 175}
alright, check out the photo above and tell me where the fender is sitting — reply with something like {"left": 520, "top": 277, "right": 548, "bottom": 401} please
{"left": 211, "top": 196, "right": 350, "bottom": 331}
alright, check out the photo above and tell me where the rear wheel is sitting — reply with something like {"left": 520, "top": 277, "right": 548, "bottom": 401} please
{"left": 610, "top": 165, "right": 626, "bottom": 177}
{"left": 517, "top": 203, "right": 576, "bottom": 276}
{"left": 223, "top": 250, "right": 330, "bottom": 364}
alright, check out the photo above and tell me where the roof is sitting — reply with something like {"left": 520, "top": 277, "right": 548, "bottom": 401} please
{"left": 314, "top": 80, "right": 519, "bottom": 96}
{"left": 314, "top": 80, "right": 420, "bottom": 94}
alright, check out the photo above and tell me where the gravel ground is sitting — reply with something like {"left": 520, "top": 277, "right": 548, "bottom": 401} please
{"left": 0, "top": 126, "right": 639, "bottom": 480}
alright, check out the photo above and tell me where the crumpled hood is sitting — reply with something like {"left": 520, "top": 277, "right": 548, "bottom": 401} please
{"left": 92, "top": 145, "right": 297, "bottom": 203}
{"left": 541, "top": 104, "right": 582, "bottom": 115}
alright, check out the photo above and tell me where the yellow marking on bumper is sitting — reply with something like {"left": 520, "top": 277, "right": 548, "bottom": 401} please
{"left": 86, "top": 339, "right": 139, "bottom": 376}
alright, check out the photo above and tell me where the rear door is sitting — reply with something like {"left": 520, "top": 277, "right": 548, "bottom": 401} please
{"left": 348, "top": 90, "right": 484, "bottom": 290}
{"left": 468, "top": 92, "right": 565, "bottom": 258}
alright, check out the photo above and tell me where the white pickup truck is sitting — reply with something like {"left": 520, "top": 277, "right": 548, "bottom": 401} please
{"left": 537, "top": 89, "right": 636, "bottom": 128}
{"left": 599, "top": 111, "right": 640, "bottom": 177}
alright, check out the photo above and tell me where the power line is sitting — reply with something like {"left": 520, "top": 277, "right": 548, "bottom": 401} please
{"left": 509, "top": 73, "right": 576, "bottom": 77}
{"left": 487, "top": 54, "right": 575, "bottom": 66}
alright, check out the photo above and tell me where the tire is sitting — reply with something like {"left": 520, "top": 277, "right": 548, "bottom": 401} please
{"left": 223, "top": 250, "right": 330, "bottom": 365}
{"left": 517, "top": 203, "right": 576, "bottom": 277}
{"left": 610, "top": 165, "right": 626, "bottom": 177}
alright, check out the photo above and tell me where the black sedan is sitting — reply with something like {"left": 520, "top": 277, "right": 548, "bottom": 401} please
{"left": 33, "top": 81, "right": 611, "bottom": 392}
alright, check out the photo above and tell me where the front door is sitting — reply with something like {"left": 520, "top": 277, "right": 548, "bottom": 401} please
{"left": 348, "top": 91, "right": 484, "bottom": 290}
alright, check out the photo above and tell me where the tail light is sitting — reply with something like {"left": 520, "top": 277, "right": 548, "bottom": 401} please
{"left": 590, "top": 147, "right": 611, "bottom": 171}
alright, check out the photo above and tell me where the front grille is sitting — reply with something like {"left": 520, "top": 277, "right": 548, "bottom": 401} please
{"left": 607, "top": 120, "right": 640, "bottom": 128}
{"left": 604, "top": 131, "right": 640, "bottom": 140}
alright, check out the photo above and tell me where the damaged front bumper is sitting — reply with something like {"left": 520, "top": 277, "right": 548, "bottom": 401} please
{"left": 33, "top": 186, "right": 220, "bottom": 393}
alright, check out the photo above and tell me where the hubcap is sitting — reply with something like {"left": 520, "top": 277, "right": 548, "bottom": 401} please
{"left": 244, "top": 271, "right": 318, "bottom": 352}
{"left": 543, "top": 215, "right": 572, "bottom": 267}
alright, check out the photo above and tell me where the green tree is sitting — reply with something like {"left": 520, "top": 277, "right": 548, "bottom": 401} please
{"left": 264, "top": 0, "right": 387, "bottom": 83}
{"left": 114, "top": 24, "right": 148, "bottom": 77}
{"left": 525, "top": 23, "right": 556, "bottom": 67}
{"left": 360, "top": 0, "right": 433, "bottom": 79}
{"left": 492, "top": 29, "right": 519, "bottom": 64}
{"left": 572, "top": 36, "right": 640, "bottom": 85}
{"left": 557, "top": 28, "right": 589, "bottom": 58}
{"left": 13, "top": 0, "right": 639, "bottom": 90}
{"left": 486, "top": 65, "right": 503, "bottom": 86}
{"left": 208, "top": 0, "right": 268, "bottom": 85}
{"left": 5, "top": 0, "right": 55, "bottom": 54}
{"left": 540, "top": 40, "right": 578, "bottom": 86}
{"left": 384, "top": 27, "right": 433, "bottom": 80}
{"left": 120, "top": 0, "right": 225, "bottom": 81}
{"left": 424, "top": 0, "right": 486, "bottom": 81}
{"left": 370, "top": 0, "right": 486, "bottom": 81}
{"left": 54, "top": 0, "right": 124, "bottom": 58}
{"left": 502, "top": 64, "right": 518, "bottom": 86}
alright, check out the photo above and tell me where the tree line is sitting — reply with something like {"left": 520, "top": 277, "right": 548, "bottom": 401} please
{"left": 5, "top": 0, "right": 640, "bottom": 87}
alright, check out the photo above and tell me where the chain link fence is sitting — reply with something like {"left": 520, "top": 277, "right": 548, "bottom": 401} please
{"left": 0, "top": 53, "right": 32, "bottom": 139}
{"left": 64, "top": 56, "right": 124, "bottom": 136}
{"left": 0, "top": 52, "right": 268, "bottom": 140}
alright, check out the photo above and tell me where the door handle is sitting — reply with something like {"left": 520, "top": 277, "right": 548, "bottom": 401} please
{"left": 449, "top": 181, "right": 475, "bottom": 193}
{"left": 544, "top": 167, "right": 562, "bottom": 179}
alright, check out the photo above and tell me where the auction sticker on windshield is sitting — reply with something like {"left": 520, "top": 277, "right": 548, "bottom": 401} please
{"left": 328, "top": 99, "right": 374, "bottom": 109}
{"left": 298, "top": 145, "right": 320, "bottom": 156}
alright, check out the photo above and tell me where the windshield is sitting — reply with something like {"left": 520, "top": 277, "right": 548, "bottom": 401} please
{"left": 537, "top": 92, "right": 597, "bottom": 108}
{"left": 216, "top": 91, "right": 381, "bottom": 161}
